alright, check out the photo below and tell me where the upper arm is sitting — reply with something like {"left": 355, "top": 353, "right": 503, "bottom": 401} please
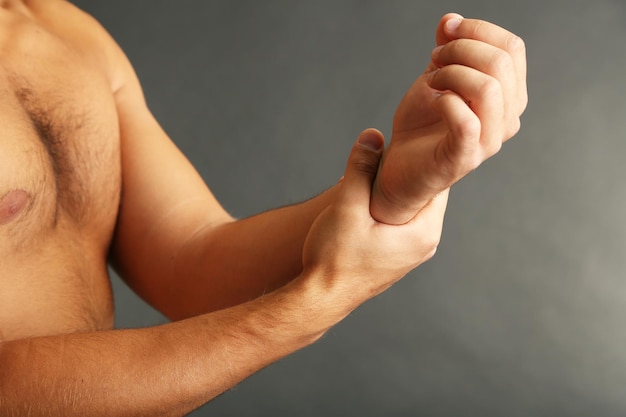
{"left": 55, "top": 3, "right": 234, "bottom": 309}
{"left": 110, "top": 81, "right": 234, "bottom": 309}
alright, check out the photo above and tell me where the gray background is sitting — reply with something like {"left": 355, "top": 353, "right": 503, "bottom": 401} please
{"left": 72, "top": 1, "right": 626, "bottom": 416}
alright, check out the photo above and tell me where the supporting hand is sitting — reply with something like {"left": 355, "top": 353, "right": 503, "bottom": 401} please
{"left": 301, "top": 129, "right": 448, "bottom": 312}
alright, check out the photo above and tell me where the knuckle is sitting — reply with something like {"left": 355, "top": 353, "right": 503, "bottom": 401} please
{"left": 508, "top": 116, "right": 521, "bottom": 137}
{"left": 468, "top": 19, "right": 485, "bottom": 39}
{"left": 518, "top": 92, "right": 529, "bottom": 115}
{"left": 455, "top": 114, "right": 481, "bottom": 140}
{"left": 502, "top": 116, "right": 521, "bottom": 140}
{"left": 446, "top": 39, "right": 465, "bottom": 56}
{"left": 478, "top": 77, "right": 501, "bottom": 100}
{"left": 506, "top": 34, "right": 526, "bottom": 55}
{"left": 483, "top": 138, "right": 503, "bottom": 158}
{"left": 429, "top": 233, "right": 442, "bottom": 249}
{"left": 423, "top": 242, "right": 439, "bottom": 261}
{"left": 488, "top": 49, "right": 513, "bottom": 76}
{"left": 464, "top": 151, "right": 485, "bottom": 173}
{"left": 352, "top": 157, "right": 378, "bottom": 177}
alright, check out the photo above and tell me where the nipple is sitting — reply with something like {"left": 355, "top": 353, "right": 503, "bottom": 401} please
{"left": 0, "top": 189, "right": 31, "bottom": 225}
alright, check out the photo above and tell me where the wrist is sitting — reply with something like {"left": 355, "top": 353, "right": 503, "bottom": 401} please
{"left": 370, "top": 172, "right": 416, "bottom": 225}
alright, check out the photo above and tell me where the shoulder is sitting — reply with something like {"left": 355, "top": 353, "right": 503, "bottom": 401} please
{"left": 26, "top": 0, "right": 140, "bottom": 94}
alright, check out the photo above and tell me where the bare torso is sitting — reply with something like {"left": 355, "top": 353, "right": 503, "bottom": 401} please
{"left": 0, "top": 0, "right": 121, "bottom": 340}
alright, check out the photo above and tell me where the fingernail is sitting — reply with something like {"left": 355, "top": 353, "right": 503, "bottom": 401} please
{"left": 358, "top": 130, "right": 383, "bottom": 151}
{"left": 445, "top": 17, "right": 462, "bottom": 33}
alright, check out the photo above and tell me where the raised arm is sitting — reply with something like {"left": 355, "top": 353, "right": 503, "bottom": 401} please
{"left": 370, "top": 13, "right": 528, "bottom": 224}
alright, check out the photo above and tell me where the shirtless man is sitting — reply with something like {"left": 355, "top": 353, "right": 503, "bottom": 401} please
{"left": 0, "top": 1, "right": 526, "bottom": 415}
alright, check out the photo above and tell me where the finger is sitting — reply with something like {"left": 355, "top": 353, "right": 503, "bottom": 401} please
{"left": 442, "top": 16, "right": 527, "bottom": 115}
{"left": 430, "top": 93, "right": 485, "bottom": 176}
{"left": 339, "top": 128, "right": 385, "bottom": 208}
{"left": 427, "top": 13, "right": 464, "bottom": 74}
{"left": 429, "top": 65, "right": 504, "bottom": 156}
{"left": 435, "top": 13, "right": 464, "bottom": 46}
{"left": 431, "top": 38, "right": 519, "bottom": 138}
{"left": 432, "top": 39, "right": 515, "bottom": 100}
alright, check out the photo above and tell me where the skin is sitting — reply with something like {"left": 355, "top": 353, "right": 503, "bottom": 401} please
{"left": 0, "top": 1, "right": 526, "bottom": 415}
{"left": 371, "top": 13, "right": 528, "bottom": 224}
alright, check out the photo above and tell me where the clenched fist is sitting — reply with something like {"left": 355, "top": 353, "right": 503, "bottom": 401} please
{"left": 371, "top": 13, "right": 528, "bottom": 224}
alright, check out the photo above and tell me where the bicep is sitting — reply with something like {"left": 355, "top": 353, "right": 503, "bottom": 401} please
{"left": 110, "top": 82, "right": 233, "bottom": 307}
{"left": 63, "top": 6, "right": 233, "bottom": 310}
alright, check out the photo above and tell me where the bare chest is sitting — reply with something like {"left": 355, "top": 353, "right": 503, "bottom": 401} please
{"left": 0, "top": 18, "right": 121, "bottom": 247}
{"left": 0, "top": 13, "right": 122, "bottom": 338}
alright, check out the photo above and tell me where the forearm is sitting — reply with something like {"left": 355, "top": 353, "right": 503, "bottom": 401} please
{"left": 0, "top": 278, "right": 336, "bottom": 417}
{"left": 162, "top": 185, "right": 339, "bottom": 320}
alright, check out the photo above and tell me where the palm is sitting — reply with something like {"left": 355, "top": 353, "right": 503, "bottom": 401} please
{"left": 392, "top": 64, "right": 443, "bottom": 135}
{"left": 377, "top": 65, "right": 456, "bottom": 215}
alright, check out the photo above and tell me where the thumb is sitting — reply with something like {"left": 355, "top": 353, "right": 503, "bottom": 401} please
{"left": 339, "top": 128, "right": 385, "bottom": 207}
